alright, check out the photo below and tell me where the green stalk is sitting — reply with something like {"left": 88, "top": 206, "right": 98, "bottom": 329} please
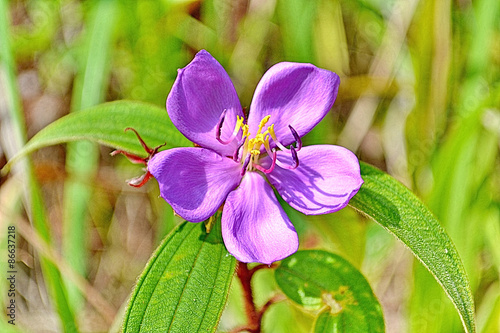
{"left": 411, "top": 0, "right": 499, "bottom": 331}
{"left": 0, "top": 0, "right": 77, "bottom": 331}
{"left": 458, "top": 0, "right": 500, "bottom": 115}
{"left": 277, "top": 0, "right": 318, "bottom": 63}
{"left": 63, "top": 0, "right": 118, "bottom": 311}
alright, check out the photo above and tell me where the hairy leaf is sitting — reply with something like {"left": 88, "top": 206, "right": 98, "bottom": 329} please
{"left": 123, "top": 218, "right": 236, "bottom": 332}
{"left": 349, "top": 162, "right": 475, "bottom": 333}
{"left": 2, "top": 100, "right": 189, "bottom": 174}
{"left": 275, "top": 250, "right": 384, "bottom": 333}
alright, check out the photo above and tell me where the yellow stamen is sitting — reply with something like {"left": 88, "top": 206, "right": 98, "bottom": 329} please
{"left": 254, "top": 133, "right": 264, "bottom": 144}
{"left": 257, "top": 115, "right": 271, "bottom": 135}
{"left": 263, "top": 135, "right": 271, "bottom": 153}
{"left": 239, "top": 115, "right": 275, "bottom": 172}
{"left": 242, "top": 133, "right": 251, "bottom": 159}
{"left": 241, "top": 124, "right": 249, "bottom": 138}
{"left": 236, "top": 115, "right": 244, "bottom": 131}
{"left": 248, "top": 138, "right": 255, "bottom": 149}
{"left": 268, "top": 124, "right": 277, "bottom": 141}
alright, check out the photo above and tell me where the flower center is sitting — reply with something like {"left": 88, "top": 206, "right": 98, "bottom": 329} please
{"left": 216, "top": 111, "right": 301, "bottom": 176}
{"left": 240, "top": 115, "right": 273, "bottom": 173}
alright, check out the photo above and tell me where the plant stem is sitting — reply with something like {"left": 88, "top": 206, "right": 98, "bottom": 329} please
{"left": 238, "top": 263, "right": 259, "bottom": 331}
{"left": 233, "top": 262, "right": 280, "bottom": 333}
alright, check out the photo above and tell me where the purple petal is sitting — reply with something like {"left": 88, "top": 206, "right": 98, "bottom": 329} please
{"left": 247, "top": 62, "right": 340, "bottom": 148}
{"left": 148, "top": 147, "right": 242, "bottom": 222}
{"left": 265, "top": 145, "right": 363, "bottom": 215}
{"left": 167, "top": 50, "right": 244, "bottom": 156}
{"left": 222, "top": 172, "right": 299, "bottom": 264}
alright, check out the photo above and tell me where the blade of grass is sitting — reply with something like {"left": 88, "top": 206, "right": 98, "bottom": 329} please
{"left": 16, "top": 211, "right": 116, "bottom": 325}
{"left": 337, "top": 0, "right": 419, "bottom": 151}
{"left": 1, "top": 175, "right": 115, "bottom": 325}
{"left": 0, "top": 1, "right": 78, "bottom": 331}
{"left": 63, "top": 0, "right": 118, "bottom": 311}
{"left": 457, "top": 0, "right": 500, "bottom": 116}
{"left": 314, "top": 0, "right": 350, "bottom": 76}
{"left": 277, "top": 0, "right": 318, "bottom": 63}
{"left": 410, "top": 0, "right": 499, "bottom": 330}
{"left": 0, "top": 176, "right": 26, "bottom": 331}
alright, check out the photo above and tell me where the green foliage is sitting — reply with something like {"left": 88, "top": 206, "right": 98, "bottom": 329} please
{"left": 0, "top": 0, "right": 77, "bottom": 330}
{"left": 350, "top": 162, "right": 476, "bottom": 333}
{"left": 3, "top": 98, "right": 476, "bottom": 333}
{"left": 1, "top": 100, "right": 189, "bottom": 175}
{"left": 2, "top": 0, "right": 498, "bottom": 331}
{"left": 63, "top": 0, "right": 119, "bottom": 311}
{"left": 122, "top": 217, "right": 236, "bottom": 332}
{"left": 276, "top": 250, "right": 384, "bottom": 333}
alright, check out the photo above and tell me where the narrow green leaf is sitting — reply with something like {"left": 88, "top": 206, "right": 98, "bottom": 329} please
{"left": 349, "top": 162, "right": 476, "bottom": 333}
{"left": 277, "top": 0, "right": 318, "bottom": 63}
{"left": 0, "top": 0, "right": 77, "bottom": 330}
{"left": 122, "top": 217, "right": 236, "bottom": 332}
{"left": 2, "top": 100, "right": 190, "bottom": 175}
{"left": 63, "top": 0, "right": 119, "bottom": 311}
{"left": 275, "top": 250, "right": 384, "bottom": 333}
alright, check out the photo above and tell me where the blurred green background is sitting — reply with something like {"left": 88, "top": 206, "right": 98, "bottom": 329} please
{"left": 0, "top": 0, "right": 499, "bottom": 332}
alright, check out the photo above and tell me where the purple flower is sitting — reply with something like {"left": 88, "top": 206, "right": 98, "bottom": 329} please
{"left": 148, "top": 50, "right": 363, "bottom": 265}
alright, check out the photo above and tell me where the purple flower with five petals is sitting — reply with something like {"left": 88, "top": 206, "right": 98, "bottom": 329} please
{"left": 148, "top": 50, "right": 363, "bottom": 265}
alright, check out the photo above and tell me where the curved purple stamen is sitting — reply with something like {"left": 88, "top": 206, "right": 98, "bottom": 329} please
{"left": 233, "top": 140, "right": 245, "bottom": 161}
{"left": 270, "top": 125, "right": 302, "bottom": 152}
{"left": 241, "top": 153, "right": 252, "bottom": 176}
{"left": 276, "top": 146, "right": 299, "bottom": 170}
{"left": 290, "top": 146, "right": 299, "bottom": 168}
{"left": 215, "top": 109, "right": 229, "bottom": 144}
{"left": 255, "top": 149, "right": 278, "bottom": 174}
{"left": 216, "top": 109, "right": 241, "bottom": 145}
{"left": 288, "top": 125, "right": 302, "bottom": 151}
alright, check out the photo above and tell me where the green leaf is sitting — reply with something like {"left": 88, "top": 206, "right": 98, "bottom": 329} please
{"left": 275, "top": 250, "right": 384, "bottom": 333}
{"left": 62, "top": 0, "right": 119, "bottom": 312}
{"left": 277, "top": 0, "right": 318, "bottom": 63}
{"left": 313, "top": 308, "right": 357, "bottom": 333}
{"left": 349, "top": 162, "right": 476, "bottom": 333}
{"left": 0, "top": 0, "right": 78, "bottom": 330}
{"left": 1, "top": 100, "right": 190, "bottom": 175}
{"left": 122, "top": 216, "right": 236, "bottom": 332}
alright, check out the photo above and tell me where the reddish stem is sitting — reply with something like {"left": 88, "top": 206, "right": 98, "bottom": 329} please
{"left": 249, "top": 263, "right": 277, "bottom": 276}
{"left": 237, "top": 263, "right": 258, "bottom": 332}
{"left": 232, "top": 262, "right": 279, "bottom": 333}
